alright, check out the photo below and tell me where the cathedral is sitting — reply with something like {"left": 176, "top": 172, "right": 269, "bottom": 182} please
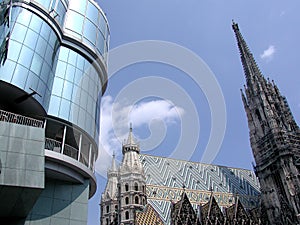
{"left": 100, "top": 22, "right": 300, "bottom": 225}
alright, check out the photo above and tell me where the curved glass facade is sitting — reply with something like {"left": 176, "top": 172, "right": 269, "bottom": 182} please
{"left": 0, "top": 0, "right": 109, "bottom": 172}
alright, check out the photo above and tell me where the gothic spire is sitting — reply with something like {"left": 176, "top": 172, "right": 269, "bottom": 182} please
{"left": 232, "top": 21, "right": 299, "bottom": 138}
{"left": 122, "top": 124, "right": 140, "bottom": 154}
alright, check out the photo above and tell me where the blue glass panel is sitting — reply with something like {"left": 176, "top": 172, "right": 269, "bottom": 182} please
{"left": 29, "top": 15, "right": 43, "bottom": 34}
{"left": 83, "top": 19, "right": 97, "bottom": 45}
{"left": 37, "top": 81, "right": 47, "bottom": 100}
{"left": 30, "top": 53, "right": 43, "bottom": 75}
{"left": 68, "top": 50, "right": 77, "bottom": 66}
{"left": 55, "top": 60, "right": 67, "bottom": 78}
{"left": 86, "top": 2, "right": 98, "bottom": 23}
{"left": 76, "top": 55, "right": 85, "bottom": 71}
{"left": 41, "top": 62, "right": 51, "bottom": 83}
{"left": 12, "top": 64, "right": 29, "bottom": 89}
{"left": 16, "top": 9, "right": 32, "bottom": 26}
{"left": 70, "top": 103, "right": 79, "bottom": 124}
{"left": 65, "top": 64, "right": 75, "bottom": 82}
{"left": 36, "top": 37, "right": 47, "bottom": 57}
{"left": 25, "top": 71, "right": 39, "bottom": 92}
{"left": 65, "top": 10, "right": 84, "bottom": 35}
{"left": 7, "top": 40, "right": 22, "bottom": 62}
{"left": 99, "top": 13, "right": 107, "bottom": 38}
{"left": 48, "top": 95, "right": 61, "bottom": 115}
{"left": 68, "top": 0, "right": 86, "bottom": 15}
{"left": 24, "top": 29, "right": 39, "bottom": 50}
{"left": 78, "top": 107, "right": 86, "bottom": 128}
{"left": 96, "top": 32, "right": 105, "bottom": 55}
{"left": 79, "top": 90, "right": 88, "bottom": 109}
{"left": 74, "top": 69, "right": 83, "bottom": 84}
{"left": 62, "top": 80, "right": 73, "bottom": 99}
{"left": 33, "top": 0, "right": 52, "bottom": 10}
{"left": 40, "top": 23, "right": 51, "bottom": 40}
{"left": 59, "top": 98, "right": 71, "bottom": 120}
{"left": 18, "top": 45, "right": 34, "bottom": 67}
{"left": 10, "top": 23, "right": 27, "bottom": 43}
{"left": 0, "top": 60, "right": 16, "bottom": 82}
{"left": 58, "top": 47, "right": 69, "bottom": 62}
{"left": 52, "top": 77, "right": 64, "bottom": 96}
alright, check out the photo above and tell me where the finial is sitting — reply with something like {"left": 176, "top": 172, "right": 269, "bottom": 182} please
{"left": 130, "top": 122, "right": 132, "bottom": 131}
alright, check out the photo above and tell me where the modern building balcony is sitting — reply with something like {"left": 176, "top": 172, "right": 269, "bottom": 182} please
{"left": 0, "top": 109, "right": 97, "bottom": 197}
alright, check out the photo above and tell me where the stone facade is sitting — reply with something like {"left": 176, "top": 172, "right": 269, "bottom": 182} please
{"left": 101, "top": 126, "right": 147, "bottom": 225}
{"left": 233, "top": 21, "right": 300, "bottom": 224}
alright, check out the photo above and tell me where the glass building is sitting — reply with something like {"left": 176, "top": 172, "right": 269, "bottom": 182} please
{"left": 0, "top": 0, "right": 109, "bottom": 224}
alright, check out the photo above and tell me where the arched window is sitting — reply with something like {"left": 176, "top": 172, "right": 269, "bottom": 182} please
{"left": 125, "top": 197, "right": 129, "bottom": 205}
{"left": 115, "top": 205, "right": 118, "bottom": 211}
{"left": 106, "top": 205, "right": 109, "bottom": 213}
{"left": 135, "top": 196, "right": 139, "bottom": 204}
{"left": 125, "top": 183, "right": 129, "bottom": 191}
{"left": 134, "top": 183, "right": 138, "bottom": 191}
{"left": 106, "top": 218, "right": 109, "bottom": 225}
{"left": 125, "top": 211, "right": 129, "bottom": 220}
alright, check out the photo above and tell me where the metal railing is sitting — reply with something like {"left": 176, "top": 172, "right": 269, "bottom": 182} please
{"left": 0, "top": 109, "right": 44, "bottom": 128}
{"left": 45, "top": 137, "right": 91, "bottom": 169}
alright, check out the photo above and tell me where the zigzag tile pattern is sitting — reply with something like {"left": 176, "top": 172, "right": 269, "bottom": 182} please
{"left": 139, "top": 154, "right": 260, "bottom": 224}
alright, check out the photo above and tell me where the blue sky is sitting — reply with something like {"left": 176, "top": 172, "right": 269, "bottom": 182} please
{"left": 88, "top": 1, "right": 300, "bottom": 224}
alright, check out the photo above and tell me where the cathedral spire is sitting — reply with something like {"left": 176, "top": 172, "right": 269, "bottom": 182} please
{"left": 122, "top": 124, "right": 140, "bottom": 154}
{"left": 233, "top": 21, "right": 300, "bottom": 224}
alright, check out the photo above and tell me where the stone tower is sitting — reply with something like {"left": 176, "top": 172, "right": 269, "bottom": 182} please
{"left": 101, "top": 154, "right": 119, "bottom": 225}
{"left": 118, "top": 125, "right": 147, "bottom": 224}
{"left": 232, "top": 21, "right": 300, "bottom": 224}
{"left": 101, "top": 125, "right": 147, "bottom": 225}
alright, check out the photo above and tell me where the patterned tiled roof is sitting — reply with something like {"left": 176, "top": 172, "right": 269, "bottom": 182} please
{"left": 139, "top": 154, "right": 260, "bottom": 224}
{"left": 135, "top": 204, "right": 164, "bottom": 225}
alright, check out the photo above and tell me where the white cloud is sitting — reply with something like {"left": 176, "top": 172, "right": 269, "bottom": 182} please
{"left": 96, "top": 95, "right": 184, "bottom": 176}
{"left": 260, "top": 45, "right": 276, "bottom": 61}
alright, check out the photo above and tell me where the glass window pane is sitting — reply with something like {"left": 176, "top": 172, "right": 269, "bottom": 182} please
{"left": 29, "top": 15, "right": 43, "bottom": 33}
{"left": 0, "top": 60, "right": 16, "bottom": 82}
{"left": 86, "top": 2, "right": 98, "bottom": 23}
{"left": 68, "top": 50, "right": 77, "bottom": 66}
{"left": 36, "top": 37, "right": 47, "bottom": 57}
{"left": 7, "top": 40, "right": 22, "bottom": 62}
{"left": 10, "top": 23, "right": 27, "bottom": 43}
{"left": 24, "top": 29, "right": 39, "bottom": 50}
{"left": 62, "top": 80, "right": 73, "bottom": 99}
{"left": 65, "top": 10, "right": 84, "bottom": 35}
{"left": 55, "top": 60, "right": 67, "bottom": 78}
{"left": 68, "top": 0, "right": 86, "bottom": 15}
{"left": 48, "top": 95, "right": 61, "bottom": 115}
{"left": 65, "top": 64, "right": 75, "bottom": 82}
{"left": 96, "top": 32, "right": 104, "bottom": 55}
{"left": 59, "top": 98, "right": 71, "bottom": 120}
{"left": 52, "top": 77, "right": 64, "bottom": 96}
{"left": 31, "top": 53, "right": 43, "bottom": 75}
{"left": 83, "top": 19, "right": 97, "bottom": 46}
{"left": 58, "top": 47, "right": 69, "bottom": 62}
{"left": 18, "top": 46, "right": 34, "bottom": 67}
{"left": 12, "top": 64, "right": 29, "bottom": 89}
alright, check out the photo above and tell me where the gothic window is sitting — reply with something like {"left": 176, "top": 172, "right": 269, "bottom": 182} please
{"left": 115, "top": 205, "right": 118, "bottom": 211}
{"left": 125, "top": 183, "right": 129, "bottom": 191}
{"left": 125, "top": 211, "right": 129, "bottom": 220}
{"left": 106, "top": 205, "right": 109, "bottom": 213}
{"left": 142, "top": 185, "right": 145, "bottom": 192}
{"left": 135, "top": 196, "right": 139, "bottom": 204}
{"left": 134, "top": 182, "right": 138, "bottom": 191}
{"left": 106, "top": 218, "right": 108, "bottom": 225}
{"left": 125, "top": 197, "right": 129, "bottom": 205}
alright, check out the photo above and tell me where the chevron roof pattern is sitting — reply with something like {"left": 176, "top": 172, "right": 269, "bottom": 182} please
{"left": 135, "top": 204, "right": 164, "bottom": 225}
{"left": 139, "top": 154, "right": 260, "bottom": 224}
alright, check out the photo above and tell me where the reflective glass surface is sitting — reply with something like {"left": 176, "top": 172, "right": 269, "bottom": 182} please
{"left": 49, "top": 47, "right": 102, "bottom": 143}
{"left": 0, "top": 7, "right": 59, "bottom": 110}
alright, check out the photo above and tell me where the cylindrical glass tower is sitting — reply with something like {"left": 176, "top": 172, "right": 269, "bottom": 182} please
{"left": 0, "top": 0, "right": 109, "bottom": 223}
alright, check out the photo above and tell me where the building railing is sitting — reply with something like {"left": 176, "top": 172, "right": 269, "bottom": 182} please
{"left": 0, "top": 109, "right": 44, "bottom": 128}
{"left": 45, "top": 137, "right": 90, "bottom": 169}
